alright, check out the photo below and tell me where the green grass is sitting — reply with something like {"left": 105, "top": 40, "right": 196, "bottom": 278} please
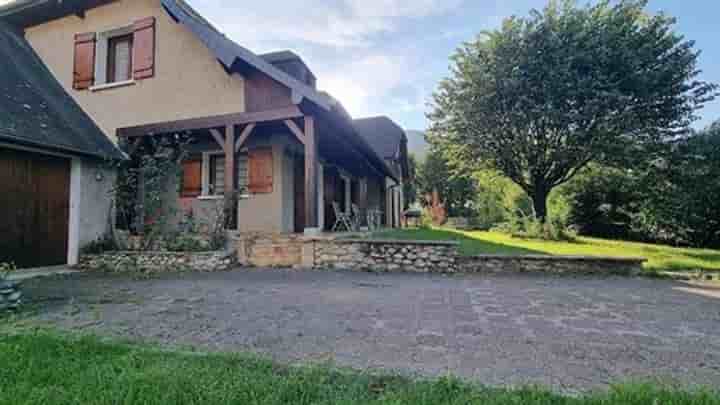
{"left": 0, "top": 330, "right": 717, "bottom": 405}
{"left": 374, "top": 228, "right": 720, "bottom": 272}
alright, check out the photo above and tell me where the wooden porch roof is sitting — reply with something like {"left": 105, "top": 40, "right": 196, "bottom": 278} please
{"left": 117, "top": 105, "right": 397, "bottom": 182}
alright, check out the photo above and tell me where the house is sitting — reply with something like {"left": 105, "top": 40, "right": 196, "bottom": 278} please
{"left": 0, "top": 20, "right": 123, "bottom": 269}
{"left": 0, "top": 0, "right": 409, "bottom": 242}
{"left": 354, "top": 116, "right": 410, "bottom": 228}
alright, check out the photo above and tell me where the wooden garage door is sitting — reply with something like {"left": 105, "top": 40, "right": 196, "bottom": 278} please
{"left": 0, "top": 148, "right": 70, "bottom": 268}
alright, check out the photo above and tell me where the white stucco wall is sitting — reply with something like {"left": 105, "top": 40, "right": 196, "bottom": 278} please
{"left": 68, "top": 158, "right": 116, "bottom": 264}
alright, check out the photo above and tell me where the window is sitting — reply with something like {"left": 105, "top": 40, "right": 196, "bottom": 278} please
{"left": 209, "top": 155, "right": 225, "bottom": 196}
{"left": 73, "top": 17, "right": 155, "bottom": 90}
{"left": 107, "top": 34, "right": 133, "bottom": 83}
{"left": 202, "top": 152, "right": 249, "bottom": 197}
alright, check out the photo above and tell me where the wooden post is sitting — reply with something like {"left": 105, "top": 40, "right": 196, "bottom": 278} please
{"left": 359, "top": 177, "right": 368, "bottom": 229}
{"left": 224, "top": 124, "right": 237, "bottom": 229}
{"left": 304, "top": 116, "right": 319, "bottom": 232}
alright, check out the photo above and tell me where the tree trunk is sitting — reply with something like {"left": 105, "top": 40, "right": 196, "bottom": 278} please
{"left": 530, "top": 190, "right": 549, "bottom": 223}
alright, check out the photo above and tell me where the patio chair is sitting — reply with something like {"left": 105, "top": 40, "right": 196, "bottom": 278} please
{"left": 331, "top": 201, "right": 354, "bottom": 232}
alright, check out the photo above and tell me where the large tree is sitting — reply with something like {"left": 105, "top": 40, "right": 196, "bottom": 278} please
{"left": 428, "top": 0, "right": 716, "bottom": 221}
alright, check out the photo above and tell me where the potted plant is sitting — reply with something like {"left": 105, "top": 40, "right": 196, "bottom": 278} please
{"left": 0, "top": 263, "right": 22, "bottom": 311}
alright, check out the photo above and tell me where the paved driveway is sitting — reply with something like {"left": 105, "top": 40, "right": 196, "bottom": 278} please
{"left": 20, "top": 269, "right": 720, "bottom": 392}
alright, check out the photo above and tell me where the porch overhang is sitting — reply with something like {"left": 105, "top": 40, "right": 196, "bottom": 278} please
{"left": 116, "top": 106, "right": 304, "bottom": 139}
{"left": 115, "top": 104, "right": 397, "bottom": 183}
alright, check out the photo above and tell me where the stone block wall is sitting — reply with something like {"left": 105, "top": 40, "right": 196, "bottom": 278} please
{"left": 235, "top": 233, "right": 305, "bottom": 268}
{"left": 311, "top": 239, "right": 459, "bottom": 273}
{"left": 458, "top": 255, "right": 645, "bottom": 275}
{"left": 78, "top": 251, "right": 235, "bottom": 273}
{"left": 233, "top": 233, "right": 646, "bottom": 276}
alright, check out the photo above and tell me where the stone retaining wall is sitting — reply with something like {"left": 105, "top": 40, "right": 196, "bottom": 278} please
{"left": 235, "top": 233, "right": 305, "bottom": 268}
{"left": 311, "top": 239, "right": 459, "bottom": 273}
{"left": 458, "top": 255, "right": 645, "bottom": 275}
{"left": 78, "top": 251, "right": 235, "bottom": 273}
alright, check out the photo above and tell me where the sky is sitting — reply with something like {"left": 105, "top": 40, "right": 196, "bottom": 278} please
{"left": 2, "top": 0, "right": 717, "bottom": 131}
{"left": 185, "top": 0, "right": 719, "bottom": 132}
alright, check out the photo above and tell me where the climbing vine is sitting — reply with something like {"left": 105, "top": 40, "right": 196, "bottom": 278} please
{"left": 110, "top": 133, "right": 193, "bottom": 250}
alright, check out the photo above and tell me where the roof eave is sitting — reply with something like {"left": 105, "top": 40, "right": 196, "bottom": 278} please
{"left": 0, "top": 133, "right": 125, "bottom": 160}
{"left": 0, "top": 0, "right": 117, "bottom": 28}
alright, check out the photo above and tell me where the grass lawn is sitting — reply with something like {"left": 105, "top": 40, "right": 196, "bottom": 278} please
{"left": 374, "top": 228, "right": 720, "bottom": 272}
{"left": 0, "top": 330, "right": 718, "bottom": 405}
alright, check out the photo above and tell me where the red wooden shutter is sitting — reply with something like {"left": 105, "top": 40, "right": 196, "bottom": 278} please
{"left": 132, "top": 16, "right": 156, "bottom": 80}
{"left": 73, "top": 32, "right": 96, "bottom": 90}
{"left": 181, "top": 159, "right": 202, "bottom": 197}
{"left": 248, "top": 149, "right": 273, "bottom": 194}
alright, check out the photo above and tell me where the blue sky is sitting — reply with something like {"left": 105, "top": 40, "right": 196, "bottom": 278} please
{"left": 188, "top": 0, "right": 719, "bottom": 132}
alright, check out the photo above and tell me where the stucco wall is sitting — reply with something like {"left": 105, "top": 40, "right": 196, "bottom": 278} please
{"left": 24, "top": 0, "right": 246, "bottom": 142}
{"left": 76, "top": 159, "right": 116, "bottom": 249}
{"left": 237, "top": 134, "right": 297, "bottom": 233}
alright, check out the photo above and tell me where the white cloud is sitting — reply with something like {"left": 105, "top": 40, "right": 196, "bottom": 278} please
{"left": 186, "top": 0, "right": 452, "bottom": 123}
{"left": 345, "top": 0, "right": 464, "bottom": 18}
{"left": 193, "top": 0, "right": 461, "bottom": 49}
{"left": 317, "top": 53, "right": 426, "bottom": 118}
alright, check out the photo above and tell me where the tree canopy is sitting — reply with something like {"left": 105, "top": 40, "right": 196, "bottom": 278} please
{"left": 428, "top": 0, "right": 717, "bottom": 220}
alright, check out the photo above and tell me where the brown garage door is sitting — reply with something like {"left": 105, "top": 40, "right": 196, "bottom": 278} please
{"left": 0, "top": 148, "right": 70, "bottom": 268}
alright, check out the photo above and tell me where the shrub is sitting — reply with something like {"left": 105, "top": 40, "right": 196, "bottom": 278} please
{"left": 80, "top": 236, "right": 117, "bottom": 255}
{"left": 164, "top": 233, "right": 210, "bottom": 252}
{"left": 0, "top": 262, "right": 15, "bottom": 280}
{"left": 492, "top": 216, "right": 575, "bottom": 242}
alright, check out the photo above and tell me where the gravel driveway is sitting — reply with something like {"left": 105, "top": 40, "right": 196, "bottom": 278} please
{"left": 19, "top": 269, "right": 720, "bottom": 392}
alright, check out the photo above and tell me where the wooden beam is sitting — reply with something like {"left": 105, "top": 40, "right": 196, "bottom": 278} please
{"left": 209, "top": 128, "right": 225, "bottom": 150}
{"left": 234, "top": 123, "right": 256, "bottom": 153}
{"left": 304, "top": 116, "right": 318, "bottom": 230}
{"left": 284, "top": 119, "right": 305, "bottom": 145}
{"left": 224, "top": 125, "right": 237, "bottom": 229}
{"left": 117, "top": 106, "right": 303, "bottom": 138}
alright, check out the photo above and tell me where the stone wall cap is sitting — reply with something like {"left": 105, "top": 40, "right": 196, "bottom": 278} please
{"left": 463, "top": 254, "right": 647, "bottom": 262}
{"left": 327, "top": 238, "right": 460, "bottom": 246}
{"left": 83, "top": 250, "right": 232, "bottom": 256}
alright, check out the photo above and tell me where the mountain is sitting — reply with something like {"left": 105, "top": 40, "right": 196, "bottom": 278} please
{"left": 405, "top": 130, "right": 429, "bottom": 161}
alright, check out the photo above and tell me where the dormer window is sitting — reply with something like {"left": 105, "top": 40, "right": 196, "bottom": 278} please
{"left": 73, "top": 17, "right": 155, "bottom": 91}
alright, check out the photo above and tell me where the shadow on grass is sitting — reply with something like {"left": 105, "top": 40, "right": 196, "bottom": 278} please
{"left": 682, "top": 250, "right": 720, "bottom": 264}
{"left": 375, "top": 228, "right": 544, "bottom": 256}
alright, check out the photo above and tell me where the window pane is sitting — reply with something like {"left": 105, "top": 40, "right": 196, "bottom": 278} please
{"left": 238, "top": 153, "right": 248, "bottom": 194}
{"left": 114, "top": 40, "right": 131, "bottom": 81}
{"left": 108, "top": 35, "right": 133, "bottom": 83}
{"left": 211, "top": 156, "right": 225, "bottom": 195}
{"left": 208, "top": 153, "right": 248, "bottom": 196}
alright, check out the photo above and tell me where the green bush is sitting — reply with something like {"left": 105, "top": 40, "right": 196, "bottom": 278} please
{"left": 0, "top": 262, "right": 16, "bottom": 280}
{"left": 492, "top": 216, "right": 576, "bottom": 242}
{"left": 164, "top": 233, "right": 211, "bottom": 252}
{"left": 80, "top": 236, "right": 117, "bottom": 255}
